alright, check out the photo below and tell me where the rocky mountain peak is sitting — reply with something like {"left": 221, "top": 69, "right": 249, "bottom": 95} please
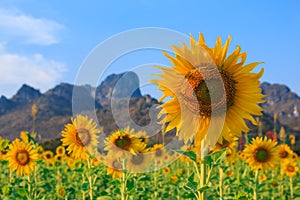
{"left": 96, "top": 72, "right": 142, "bottom": 105}
{"left": 12, "top": 84, "right": 42, "bottom": 102}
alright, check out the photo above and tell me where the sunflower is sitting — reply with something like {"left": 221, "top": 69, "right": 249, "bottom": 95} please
{"left": 163, "top": 166, "right": 171, "bottom": 174}
{"left": 133, "top": 130, "right": 149, "bottom": 146}
{"left": 5, "top": 139, "right": 39, "bottom": 176}
{"left": 151, "top": 33, "right": 264, "bottom": 150}
{"left": 226, "top": 170, "right": 234, "bottom": 177}
{"left": 150, "top": 144, "right": 166, "bottom": 165}
{"left": 56, "top": 186, "right": 67, "bottom": 199}
{"left": 55, "top": 154, "right": 64, "bottom": 162}
{"left": 126, "top": 148, "right": 152, "bottom": 172}
{"left": 61, "top": 115, "right": 100, "bottom": 160}
{"left": 104, "top": 127, "right": 146, "bottom": 156}
{"left": 259, "top": 174, "right": 267, "bottom": 183}
{"left": 43, "top": 151, "right": 54, "bottom": 163}
{"left": 277, "top": 144, "right": 293, "bottom": 160}
{"left": 243, "top": 137, "right": 279, "bottom": 171}
{"left": 105, "top": 154, "right": 123, "bottom": 179}
{"left": 56, "top": 146, "right": 66, "bottom": 156}
{"left": 282, "top": 161, "right": 299, "bottom": 177}
{"left": 170, "top": 175, "right": 179, "bottom": 183}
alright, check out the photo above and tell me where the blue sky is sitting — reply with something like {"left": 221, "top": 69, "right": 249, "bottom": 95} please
{"left": 0, "top": 0, "right": 300, "bottom": 99}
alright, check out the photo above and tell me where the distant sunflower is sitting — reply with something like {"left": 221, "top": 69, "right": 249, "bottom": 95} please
{"left": 163, "top": 166, "right": 171, "bottom": 174}
{"left": 282, "top": 161, "right": 299, "bottom": 177}
{"left": 277, "top": 144, "right": 293, "bottom": 160}
{"left": 56, "top": 146, "right": 66, "bottom": 156}
{"left": 55, "top": 154, "right": 64, "bottom": 162}
{"left": 133, "top": 130, "right": 149, "bottom": 146}
{"left": 151, "top": 33, "right": 264, "bottom": 149}
{"left": 5, "top": 139, "right": 39, "bottom": 176}
{"left": 105, "top": 154, "right": 123, "bottom": 179}
{"left": 243, "top": 137, "right": 279, "bottom": 171}
{"left": 56, "top": 186, "right": 67, "bottom": 199}
{"left": 61, "top": 115, "right": 100, "bottom": 160}
{"left": 104, "top": 127, "right": 146, "bottom": 156}
{"left": 43, "top": 151, "right": 54, "bottom": 163}
{"left": 150, "top": 144, "right": 165, "bottom": 165}
{"left": 126, "top": 150, "right": 152, "bottom": 172}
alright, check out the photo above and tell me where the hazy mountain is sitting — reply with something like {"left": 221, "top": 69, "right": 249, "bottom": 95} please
{"left": 0, "top": 72, "right": 158, "bottom": 142}
{"left": 0, "top": 74, "right": 299, "bottom": 146}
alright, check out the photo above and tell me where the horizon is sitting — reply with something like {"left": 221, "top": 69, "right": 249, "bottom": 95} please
{"left": 2, "top": 73, "right": 300, "bottom": 101}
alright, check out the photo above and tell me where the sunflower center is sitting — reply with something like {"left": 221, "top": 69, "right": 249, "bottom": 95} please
{"left": 115, "top": 136, "right": 131, "bottom": 150}
{"left": 112, "top": 159, "right": 122, "bottom": 170}
{"left": 181, "top": 66, "right": 236, "bottom": 116}
{"left": 58, "top": 188, "right": 66, "bottom": 196}
{"left": 279, "top": 150, "right": 288, "bottom": 158}
{"left": 16, "top": 150, "right": 30, "bottom": 166}
{"left": 155, "top": 149, "right": 163, "bottom": 157}
{"left": 46, "top": 154, "right": 51, "bottom": 159}
{"left": 287, "top": 165, "right": 295, "bottom": 172}
{"left": 131, "top": 153, "right": 144, "bottom": 165}
{"left": 75, "top": 128, "right": 91, "bottom": 146}
{"left": 255, "top": 148, "right": 269, "bottom": 162}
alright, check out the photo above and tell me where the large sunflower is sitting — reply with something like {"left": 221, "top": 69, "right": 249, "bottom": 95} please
{"left": 151, "top": 33, "right": 264, "bottom": 149}
{"left": 104, "top": 127, "right": 146, "bottom": 156}
{"left": 243, "top": 137, "right": 279, "bottom": 171}
{"left": 5, "top": 139, "right": 39, "bottom": 176}
{"left": 61, "top": 115, "right": 100, "bottom": 160}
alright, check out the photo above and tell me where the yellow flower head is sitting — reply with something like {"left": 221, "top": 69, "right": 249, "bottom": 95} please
{"left": 151, "top": 33, "right": 264, "bottom": 150}
{"left": 61, "top": 115, "right": 100, "bottom": 160}
{"left": 56, "top": 186, "right": 67, "bottom": 199}
{"left": 105, "top": 154, "right": 123, "bottom": 179}
{"left": 5, "top": 139, "right": 39, "bottom": 176}
{"left": 282, "top": 160, "right": 299, "bottom": 177}
{"left": 277, "top": 144, "right": 294, "bottom": 160}
{"left": 126, "top": 149, "right": 152, "bottom": 173}
{"left": 56, "top": 146, "right": 66, "bottom": 156}
{"left": 243, "top": 137, "right": 279, "bottom": 171}
{"left": 170, "top": 175, "right": 179, "bottom": 183}
{"left": 104, "top": 127, "right": 146, "bottom": 156}
{"left": 43, "top": 150, "right": 54, "bottom": 162}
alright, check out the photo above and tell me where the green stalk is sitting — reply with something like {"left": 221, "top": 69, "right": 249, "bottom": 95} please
{"left": 289, "top": 177, "right": 294, "bottom": 199}
{"left": 219, "top": 167, "right": 223, "bottom": 199}
{"left": 253, "top": 170, "right": 259, "bottom": 200}
{"left": 200, "top": 161, "right": 206, "bottom": 200}
{"left": 86, "top": 157, "right": 94, "bottom": 200}
{"left": 27, "top": 175, "right": 32, "bottom": 200}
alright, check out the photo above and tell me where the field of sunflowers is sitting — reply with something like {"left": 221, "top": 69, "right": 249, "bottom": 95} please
{"left": 0, "top": 33, "right": 299, "bottom": 200}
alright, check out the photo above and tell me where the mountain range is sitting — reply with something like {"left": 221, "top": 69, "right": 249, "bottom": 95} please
{"left": 0, "top": 72, "right": 299, "bottom": 146}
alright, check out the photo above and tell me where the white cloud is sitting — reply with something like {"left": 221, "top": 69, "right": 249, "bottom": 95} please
{"left": 0, "top": 44, "right": 66, "bottom": 97}
{"left": 0, "top": 8, "right": 64, "bottom": 45}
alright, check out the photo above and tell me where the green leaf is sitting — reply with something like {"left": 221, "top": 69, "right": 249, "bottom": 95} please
{"left": 173, "top": 150, "right": 197, "bottom": 163}
{"left": 16, "top": 188, "right": 28, "bottom": 197}
{"left": 126, "top": 179, "right": 135, "bottom": 191}
{"left": 198, "top": 182, "right": 211, "bottom": 193}
{"left": 82, "top": 182, "right": 89, "bottom": 190}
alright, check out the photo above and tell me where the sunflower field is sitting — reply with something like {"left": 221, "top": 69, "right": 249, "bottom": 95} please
{"left": 0, "top": 34, "right": 299, "bottom": 200}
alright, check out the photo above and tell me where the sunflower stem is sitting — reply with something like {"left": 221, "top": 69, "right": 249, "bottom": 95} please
{"left": 27, "top": 175, "right": 32, "bottom": 200}
{"left": 200, "top": 161, "right": 206, "bottom": 200}
{"left": 253, "top": 170, "right": 259, "bottom": 200}
{"left": 219, "top": 167, "right": 223, "bottom": 199}
{"left": 289, "top": 176, "right": 294, "bottom": 199}
{"left": 86, "top": 157, "right": 93, "bottom": 200}
{"left": 120, "top": 159, "right": 127, "bottom": 200}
